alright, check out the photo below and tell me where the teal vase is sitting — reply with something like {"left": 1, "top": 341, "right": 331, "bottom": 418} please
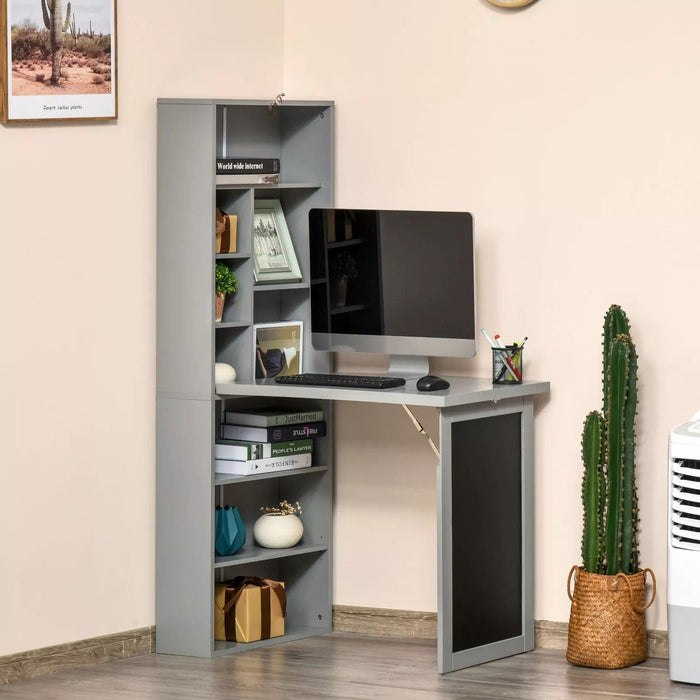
{"left": 215, "top": 505, "right": 246, "bottom": 556}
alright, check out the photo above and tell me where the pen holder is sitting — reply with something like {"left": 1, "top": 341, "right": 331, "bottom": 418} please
{"left": 492, "top": 346, "right": 523, "bottom": 385}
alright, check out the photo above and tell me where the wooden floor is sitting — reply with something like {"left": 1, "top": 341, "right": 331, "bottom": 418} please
{"left": 2, "top": 633, "right": 699, "bottom": 699}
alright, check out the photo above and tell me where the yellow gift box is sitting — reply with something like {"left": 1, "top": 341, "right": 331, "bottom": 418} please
{"left": 215, "top": 576, "right": 286, "bottom": 643}
{"left": 215, "top": 208, "right": 238, "bottom": 253}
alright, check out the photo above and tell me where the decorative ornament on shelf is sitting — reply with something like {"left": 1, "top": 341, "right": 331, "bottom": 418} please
{"left": 215, "top": 263, "right": 238, "bottom": 323}
{"left": 254, "top": 500, "right": 304, "bottom": 549}
{"left": 566, "top": 305, "right": 656, "bottom": 670}
{"left": 215, "top": 362, "right": 236, "bottom": 383}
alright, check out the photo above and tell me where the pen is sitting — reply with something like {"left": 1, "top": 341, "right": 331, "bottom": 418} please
{"left": 481, "top": 328, "right": 497, "bottom": 348}
{"left": 485, "top": 329, "right": 520, "bottom": 382}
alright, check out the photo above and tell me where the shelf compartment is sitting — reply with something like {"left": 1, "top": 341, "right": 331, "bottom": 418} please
{"left": 214, "top": 543, "right": 328, "bottom": 568}
{"left": 215, "top": 465, "right": 328, "bottom": 486}
{"left": 213, "top": 624, "right": 327, "bottom": 657}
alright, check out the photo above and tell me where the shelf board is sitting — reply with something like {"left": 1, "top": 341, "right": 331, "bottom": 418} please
{"left": 216, "top": 179, "right": 322, "bottom": 191}
{"left": 213, "top": 624, "right": 328, "bottom": 657}
{"left": 214, "top": 543, "right": 327, "bottom": 568}
{"left": 215, "top": 320, "right": 251, "bottom": 329}
{"left": 215, "top": 465, "right": 328, "bottom": 486}
{"left": 253, "top": 281, "right": 309, "bottom": 292}
{"left": 216, "top": 252, "right": 251, "bottom": 260}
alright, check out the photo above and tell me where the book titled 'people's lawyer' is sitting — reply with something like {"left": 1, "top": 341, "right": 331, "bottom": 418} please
{"left": 215, "top": 437, "right": 313, "bottom": 461}
{"left": 221, "top": 421, "right": 326, "bottom": 443}
{"left": 216, "top": 158, "right": 280, "bottom": 175}
{"left": 224, "top": 407, "right": 324, "bottom": 428}
{"left": 215, "top": 452, "right": 312, "bottom": 476}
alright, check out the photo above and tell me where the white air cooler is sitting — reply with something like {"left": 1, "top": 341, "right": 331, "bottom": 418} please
{"left": 668, "top": 409, "right": 700, "bottom": 684}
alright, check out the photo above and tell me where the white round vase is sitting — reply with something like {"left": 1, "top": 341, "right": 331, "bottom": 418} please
{"left": 253, "top": 513, "right": 304, "bottom": 549}
{"left": 214, "top": 362, "right": 236, "bottom": 383}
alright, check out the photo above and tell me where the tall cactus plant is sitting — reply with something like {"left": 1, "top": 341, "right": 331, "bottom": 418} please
{"left": 580, "top": 305, "right": 640, "bottom": 575}
{"left": 41, "top": 0, "right": 72, "bottom": 85}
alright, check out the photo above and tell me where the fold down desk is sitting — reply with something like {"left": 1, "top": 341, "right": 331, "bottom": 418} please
{"left": 212, "top": 376, "right": 550, "bottom": 673}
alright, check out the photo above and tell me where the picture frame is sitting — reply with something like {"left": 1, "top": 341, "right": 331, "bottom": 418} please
{"left": 253, "top": 199, "right": 302, "bottom": 284}
{"left": 254, "top": 321, "right": 303, "bottom": 380}
{"left": 1, "top": 0, "right": 117, "bottom": 123}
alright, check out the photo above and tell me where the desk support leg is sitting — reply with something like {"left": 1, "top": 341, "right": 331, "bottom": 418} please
{"left": 437, "top": 396, "right": 534, "bottom": 673}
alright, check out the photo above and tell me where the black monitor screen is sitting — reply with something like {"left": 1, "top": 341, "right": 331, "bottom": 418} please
{"left": 309, "top": 208, "right": 475, "bottom": 359}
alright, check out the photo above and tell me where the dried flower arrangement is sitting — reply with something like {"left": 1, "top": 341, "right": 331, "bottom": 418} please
{"left": 260, "top": 500, "right": 302, "bottom": 516}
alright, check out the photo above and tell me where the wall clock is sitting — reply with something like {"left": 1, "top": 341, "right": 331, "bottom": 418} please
{"left": 486, "top": 0, "right": 537, "bottom": 7}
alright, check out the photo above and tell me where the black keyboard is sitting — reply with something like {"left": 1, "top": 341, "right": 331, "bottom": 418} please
{"left": 274, "top": 373, "right": 406, "bottom": 390}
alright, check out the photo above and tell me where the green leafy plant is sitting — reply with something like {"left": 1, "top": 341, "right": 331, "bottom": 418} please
{"left": 215, "top": 263, "right": 238, "bottom": 296}
{"left": 260, "top": 500, "right": 302, "bottom": 516}
{"left": 329, "top": 251, "right": 358, "bottom": 282}
{"left": 580, "top": 305, "right": 639, "bottom": 575}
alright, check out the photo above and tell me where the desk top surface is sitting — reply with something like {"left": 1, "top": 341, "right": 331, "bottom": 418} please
{"left": 215, "top": 376, "right": 550, "bottom": 408}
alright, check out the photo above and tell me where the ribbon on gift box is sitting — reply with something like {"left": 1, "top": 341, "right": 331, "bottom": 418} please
{"left": 218, "top": 576, "right": 287, "bottom": 642}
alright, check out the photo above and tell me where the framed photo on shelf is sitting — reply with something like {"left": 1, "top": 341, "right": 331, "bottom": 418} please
{"left": 254, "top": 321, "right": 303, "bottom": 380}
{"left": 1, "top": 0, "right": 117, "bottom": 122}
{"left": 253, "top": 199, "right": 302, "bottom": 284}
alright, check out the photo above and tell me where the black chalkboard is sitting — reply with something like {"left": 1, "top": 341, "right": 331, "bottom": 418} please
{"left": 451, "top": 413, "right": 522, "bottom": 652}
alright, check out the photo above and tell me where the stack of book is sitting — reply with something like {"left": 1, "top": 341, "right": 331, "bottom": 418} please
{"left": 215, "top": 407, "right": 326, "bottom": 476}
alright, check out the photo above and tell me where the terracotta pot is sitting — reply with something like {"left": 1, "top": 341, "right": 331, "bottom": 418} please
{"left": 215, "top": 291, "right": 226, "bottom": 322}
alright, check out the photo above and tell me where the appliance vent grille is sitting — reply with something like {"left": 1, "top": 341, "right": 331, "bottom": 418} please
{"left": 672, "top": 458, "right": 700, "bottom": 550}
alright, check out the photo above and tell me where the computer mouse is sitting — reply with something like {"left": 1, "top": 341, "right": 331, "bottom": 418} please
{"left": 416, "top": 375, "right": 450, "bottom": 392}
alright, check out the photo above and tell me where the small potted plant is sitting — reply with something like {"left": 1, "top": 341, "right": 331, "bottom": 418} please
{"left": 329, "top": 251, "right": 358, "bottom": 307}
{"left": 215, "top": 263, "right": 238, "bottom": 322}
{"left": 253, "top": 500, "right": 303, "bottom": 549}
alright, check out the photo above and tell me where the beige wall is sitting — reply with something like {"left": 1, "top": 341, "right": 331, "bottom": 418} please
{"left": 0, "top": 0, "right": 283, "bottom": 656}
{"left": 283, "top": 0, "right": 700, "bottom": 630}
{"left": 3, "top": 0, "right": 697, "bottom": 658}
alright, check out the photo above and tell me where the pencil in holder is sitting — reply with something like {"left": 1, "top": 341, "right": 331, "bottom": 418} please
{"left": 492, "top": 346, "right": 523, "bottom": 385}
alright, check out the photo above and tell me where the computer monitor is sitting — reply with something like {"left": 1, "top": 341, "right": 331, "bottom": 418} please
{"left": 309, "top": 208, "right": 476, "bottom": 376}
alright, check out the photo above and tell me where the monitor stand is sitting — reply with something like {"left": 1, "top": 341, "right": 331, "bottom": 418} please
{"left": 387, "top": 355, "right": 429, "bottom": 378}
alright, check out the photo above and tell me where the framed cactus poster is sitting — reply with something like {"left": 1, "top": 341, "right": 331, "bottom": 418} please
{"left": 0, "top": 0, "right": 117, "bottom": 122}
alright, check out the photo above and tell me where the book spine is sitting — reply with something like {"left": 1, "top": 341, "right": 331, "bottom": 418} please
{"left": 215, "top": 452, "right": 313, "bottom": 476}
{"left": 223, "top": 409, "right": 324, "bottom": 427}
{"left": 216, "top": 158, "right": 280, "bottom": 175}
{"left": 216, "top": 173, "right": 279, "bottom": 185}
{"left": 215, "top": 438, "right": 313, "bottom": 460}
{"left": 221, "top": 422, "right": 327, "bottom": 443}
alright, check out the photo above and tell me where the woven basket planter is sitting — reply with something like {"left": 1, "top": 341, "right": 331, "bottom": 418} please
{"left": 566, "top": 565, "right": 656, "bottom": 669}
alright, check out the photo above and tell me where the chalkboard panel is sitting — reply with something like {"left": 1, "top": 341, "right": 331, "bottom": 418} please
{"left": 451, "top": 412, "right": 522, "bottom": 652}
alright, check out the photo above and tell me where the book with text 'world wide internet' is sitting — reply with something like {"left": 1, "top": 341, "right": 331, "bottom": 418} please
{"left": 216, "top": 157, "right": 280, "bottom": 175}
{"left": 215, "top": 452, "right": 313, "bottom": 476}
{"left": 221, "top": 421, "right": 326, "bottom": 443}
{"left": 215, "top": 438, "right": 313, "bottom": 461}
{"left": 224, "top": 407, "right": 324, "bottom": 428}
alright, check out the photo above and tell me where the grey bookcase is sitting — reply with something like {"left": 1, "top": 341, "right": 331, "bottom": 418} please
{"left": 156, "top": 98, "right": 335, "bottom": 657}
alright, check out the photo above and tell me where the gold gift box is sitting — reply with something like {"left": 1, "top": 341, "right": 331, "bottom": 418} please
{"left": 215, "top": 576, "right": 285, "bottom": 643}
{"left": 215, "top": 209, "right": 237, "bottom": 253}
